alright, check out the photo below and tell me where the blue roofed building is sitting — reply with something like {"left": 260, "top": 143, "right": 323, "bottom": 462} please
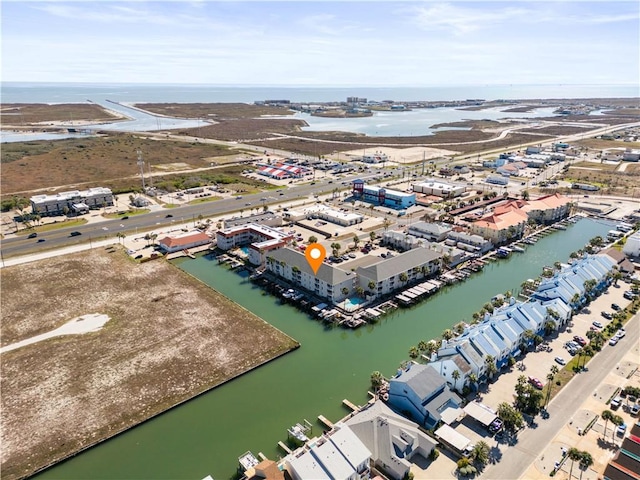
{"left": 387, "top": 363, "right": 462, "bottom": 429}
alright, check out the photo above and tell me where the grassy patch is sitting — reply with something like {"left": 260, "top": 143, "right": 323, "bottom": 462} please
{"left": 187, "top": 196, "right": 223, "bottom": 205}
{"left": 17, "top": 218, "right": 88, "bottom": 234}
{"left": 104, "top": 209, "right": 150, "bottom": 219}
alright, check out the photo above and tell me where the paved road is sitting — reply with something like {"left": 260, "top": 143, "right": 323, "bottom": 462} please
{"left": 482, "top": 310, "right": 639, "bottom": 479}
{"left": 1, "top": 170, "right": 394, "bottom": 258}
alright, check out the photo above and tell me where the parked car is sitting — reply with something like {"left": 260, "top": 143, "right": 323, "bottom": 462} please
{"left": 616, "top": 423, "right": 627, "bottom": 436}
{"left": 611, "top": 303, "right": 621, "bottom": 311}
{"left": 615, "top": 329, "right": 626, "bottom": 339}
{"left": 165, "top": 214, "right": 173, "bottom": 218}
{"left": 601, "top": 311, "right": 612, "bottom": 320}
{"left": 611, "top": 396, "right": 622, "bottom": 409}
{"left": 592, "top": 321, "right": 603, "bottom": 329}
{"left": 488, "top": 418, "right": 504, "bottom": 434}
{"left": 554, "top": 357, "right": 566, "bottom": 366}
{"left": 528, "top": 377, "right": 543, "bottom": 390}
{"left": 37, "top": 238, "right": 46, "bottom": 242}
{"left": 609, "top": 337, "right": 619, "bottom": 346}
{"left": 573, "top": 336, "right": 587, "bottom": 346}
{"left": 623, "top": 291, "right": 637, "bottom": 300}
{"left": 631, "top": 404, "right": 639, "bottom": 416}
{"left": 27, "top": 232, "right": 38, "bottom": 238}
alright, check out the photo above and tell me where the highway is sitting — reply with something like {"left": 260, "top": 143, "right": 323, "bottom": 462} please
{"left": 0, "top": 170, "right": 392, "bottom": 259}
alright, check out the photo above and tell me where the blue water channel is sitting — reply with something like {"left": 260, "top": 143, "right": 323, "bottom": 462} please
{"left": 36, "top": 218, "right": 613, "bottom": 480}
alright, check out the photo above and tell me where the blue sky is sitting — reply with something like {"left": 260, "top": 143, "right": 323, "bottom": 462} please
{"left": 2, "top": 1, "right": 639, "bottom": 86}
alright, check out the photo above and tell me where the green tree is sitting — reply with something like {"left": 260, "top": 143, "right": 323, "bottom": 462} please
{"left": 442, "top": 329, "right": 454, "bottom": 341}
{"left": 308, "top": 235, "right": 318, "bottom": 244}
{"left": 471, "top": 440, "right": 490, "bottom": 467}
{"left": 352, "top": 234, "right": 360, "bottom": 248}
{"left": 451, "top": 369, "right": 461, "bottom": 390}
{"left": 370, "top": 371, "right": 384, "bottom": 390}
{"left": 497, "top": 402, "right": 524, "bottom": 431}
{"left": 485, "top": 355, "right": 498, "bottom": 380}
{"left": 578, "top": 451, "right": 594, "bottom": 480}
{"left": 399, "top": 272, "right": 409, "bottom": 285}
{"left": 368, "top": 281, "right": 376, "bottom": 293}
{"left": 467, "top": 373, "right": 478, "bottom": 390}
{"left": 417, "top": 340, "right": 428, "bottom": 352}
{"left": 369, "top": 231, "right": 376, "bottom": 242}
{"left": 341, "top": 287, "right": 349, "bottom": 296}
{"left": 409, "top": 346, "right": 420, "bottom": 359}
{"left": 601, "top": 409, "right": 614, "bottom": 438}
{"left": 568, "top": 448, "right": 582, "bottom": 480}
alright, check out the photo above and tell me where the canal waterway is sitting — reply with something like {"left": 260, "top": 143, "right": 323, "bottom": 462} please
{"left": 36, "top": 218, "right": 613, "bottom": 480}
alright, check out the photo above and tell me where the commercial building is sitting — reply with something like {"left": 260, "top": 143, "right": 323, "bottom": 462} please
{"left": 352, "top": 180, "right": 416, "bottom": 209}
{"left": 290, "top": 204, "right": 364, "bottom": 227}
{"left": 408, "top": 221, "right": 453, "bottom": 242}
{"left": 257, "top": 163, "right": 311, "bottom": 179}
{"left": 30, "top": 187, "right": 114, "bottom": 216}
{"left": 387, "top": 363, "right": 462, "bottom": 429}
{"left": 412, "top": 180, "right": 465, "bottom": 198}
{"left": 157, "top": 231, "right": 212, "bottom": 254}
{"left": 622, "top": 231, "right": 640, "bottom": 258}
{"left": 486, "top": 176, "right": 509, "bottom": 186}
{"left": 216, "top": 223, "right": 293, "bottom": 265}
{"left": 265, "top": 247, "right": 356, "bottom": 304}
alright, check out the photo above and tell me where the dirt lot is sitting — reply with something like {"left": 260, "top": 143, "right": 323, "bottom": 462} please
{"left": 559, "top": 161, "right": 640, "bottom": 198}
{"left": 0, "top": 248, "right": 298, "bottom": 480}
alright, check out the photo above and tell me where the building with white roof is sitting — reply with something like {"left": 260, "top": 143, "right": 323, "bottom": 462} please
{"left": 284, "top": 425, "right": 371, "bottom": 480}
{"left": 413, "top": 179, "right": 465, "bottom": 198}
{"left": 623, "top": 231, "right": 640, "bottom": 258}
{"left": 294, "top": 204, "right": 364, "bottom": 227}
{"left": 30, "top": 187, "right": 113, "bottom": 216}
{"left": 257, "top": 162, "right": 311, "bottom": 179}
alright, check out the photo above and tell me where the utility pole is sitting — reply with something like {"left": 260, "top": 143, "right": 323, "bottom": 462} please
{"left": 137, "top": 149, "right": 146, "bottom": 192}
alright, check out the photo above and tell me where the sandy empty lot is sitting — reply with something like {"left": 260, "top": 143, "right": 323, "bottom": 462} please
{"left": 0, "top": 248, "right": 298, "bottom": 480}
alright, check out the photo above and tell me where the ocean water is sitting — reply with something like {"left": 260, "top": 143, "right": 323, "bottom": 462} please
{"left": 2, "top": 82, "right": 638, "bottom": 104}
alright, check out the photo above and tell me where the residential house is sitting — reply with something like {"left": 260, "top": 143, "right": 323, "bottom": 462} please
{"left": 345, "top": 401, "right": 437, "bottom": 480}
{"left": 446, "top": 231, "right": 494, "bottom": 253}
{"left": 284, "top": 425, "right": 371, "bottom": 480}
{"left": 266, "top": 247, "right": 356, "bottom": 304}
{"left": 387, "top": 363, "right": 462, "bottom": 429}
{"left": 356, "top": 248, "right": 442, "bottom": 298}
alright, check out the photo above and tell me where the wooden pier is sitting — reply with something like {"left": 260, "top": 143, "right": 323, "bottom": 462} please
{"left": 318, "top": 415, "right": 334, "bottom": 429}
{"left": 277, "top": 441, "right": 292, "bottom": 454}
{"left": 343, "top": 398, "right": 359, "bottom": 411}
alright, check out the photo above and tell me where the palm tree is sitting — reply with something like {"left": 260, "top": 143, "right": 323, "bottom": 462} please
{"left": 352, "top": 234, "right": 360, "bottom": 248}
{"left": 578, "top": 451, "right": 593, "bottom": 480}
{"left": 468, "top": 373, "right": 478, "bottom": 390}
{"left": 331, "top": 242, "right": 341, "bottom": 257}
{"left": 567, "top": 447, "right": 582, "bottom": 480}
{"left": 341, "top": 287, "right": 349, "bottom": 296}
{"left": 601, "top": 409, "right": 614, "bottom": 438}
{"left": 367, "top": 281, "right": 376, "bottom": 294}
{"left": 441, "top": 329, "right": 454, "bottom": 340}
{"left": 451, "top": 369, "right": 461, "bottom": 390}
{"left": 485, "top": 355, "right": 497, "bottom": 380}
{"left": 370, "top": 371, "right": 384, "bottom": 391}
{"left": 369, "top": 231, "right": 376, "bottom": 242}
{"left": 417, "top": 340, "right": 428, "bottom": 352}
{"left": 471, "top": 440, "right": 490, "bottom": 467}
{"left": 399, "top": 272, "right": 408, "bottom": 286}
{"left": 409, "top": 346, "right": 420, "bottom": 359}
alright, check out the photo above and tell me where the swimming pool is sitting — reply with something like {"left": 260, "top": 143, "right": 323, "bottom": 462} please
{"left": 343, "top": 297, "right": 365, "bottom": 312}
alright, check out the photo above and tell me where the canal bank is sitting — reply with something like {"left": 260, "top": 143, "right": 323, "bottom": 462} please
{"left": 35, "top": 218, "right": 614, "bottom": 480}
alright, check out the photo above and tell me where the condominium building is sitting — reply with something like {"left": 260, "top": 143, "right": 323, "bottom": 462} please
{"left": 216, "top": 223, "right": 293, "bottom": 265}
{"left": 30, "top": 187, "right": 114, "bottom": 216}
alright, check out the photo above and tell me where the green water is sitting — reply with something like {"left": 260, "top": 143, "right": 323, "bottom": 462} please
{"left": 36, "top": 218, "right": 612, "bottom": 480}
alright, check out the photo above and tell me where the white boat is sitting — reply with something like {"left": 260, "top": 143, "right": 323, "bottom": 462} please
{"left": 512, "top": 245, "right": 525, "bottom": 253}
{"left": 288, "top": 423, "right": 310, "bottom": 444}
{"left": 238, "top": 451, "right": 259, "bottom": 471}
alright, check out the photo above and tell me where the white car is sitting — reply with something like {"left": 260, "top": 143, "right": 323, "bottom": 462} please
{"left": 609, "top": 337, "right": 619, "bottom": 346}
{"left": 615, "top": 329, "right": 626, "bottom": 339}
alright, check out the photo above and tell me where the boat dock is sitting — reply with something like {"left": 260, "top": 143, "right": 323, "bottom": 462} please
{"left": 277, "top": 441, "right": 292, "bottom": 454}
{"left": 318, "top": 415, "right": 334, "bottom": 429}
{"left": 343, "top": 398, "right": 359, "bottom": 411}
